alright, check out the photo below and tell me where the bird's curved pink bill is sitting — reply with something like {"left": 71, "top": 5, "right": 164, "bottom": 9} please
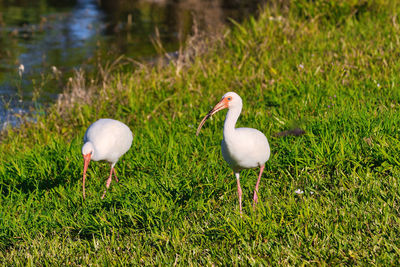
{"left": 82, "top": 153, "right": 91, "bottom": 199}
{"left": 196, "top": 97, "right": 229, "bottom": 136}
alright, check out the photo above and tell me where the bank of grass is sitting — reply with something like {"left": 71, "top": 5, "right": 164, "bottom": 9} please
{"left": 1, "top": 0, "right": 400, "bottom": 264}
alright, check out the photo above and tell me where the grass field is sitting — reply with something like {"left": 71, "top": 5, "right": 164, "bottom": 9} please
{"left": 1, "top": 0, "right": 400, "bottom": 264}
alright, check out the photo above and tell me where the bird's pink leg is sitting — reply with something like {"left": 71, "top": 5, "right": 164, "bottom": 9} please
{"left": 101, "top": 167, "right": 114, "bottom": 199}
{"left": 253, "top": 165, "right": 265, "bottom": 208}
{"left": 112, "top": 168, "right": 119, "bottom": 183}
{"left": 235, "top": 172, "right": 243, "bottom": 215}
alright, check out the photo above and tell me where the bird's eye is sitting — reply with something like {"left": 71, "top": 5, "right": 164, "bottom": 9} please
{"left": 227, "top": 97, "right": 232, "bottom": 101}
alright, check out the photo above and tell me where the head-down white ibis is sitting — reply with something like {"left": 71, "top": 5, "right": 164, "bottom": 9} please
{"left": 81, "top": 118, "right": 133, "bottom": 199}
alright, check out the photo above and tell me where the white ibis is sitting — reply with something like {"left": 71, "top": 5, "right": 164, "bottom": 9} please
{"left": 196, "top": 92, "right": 270, "bottom": 214}
{"left": 81, "top": 118, "right": 133, "bottom": 199}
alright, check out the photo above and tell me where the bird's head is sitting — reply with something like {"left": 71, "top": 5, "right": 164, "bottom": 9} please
{"left": 221, "top": 92, "right": 242, "bottom": 109}
{"left": 82, "top": 142, "right": 94, "bottom": 159}
{"left": 196, "top": 92, "right": 242, "bottom": 136}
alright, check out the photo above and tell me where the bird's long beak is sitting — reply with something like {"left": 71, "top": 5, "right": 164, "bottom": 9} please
{"left": 82, "top": 153, "right": 91, "bottom": 199}
{"left": 196, "top": 97, "right": 229, "bottom": 136}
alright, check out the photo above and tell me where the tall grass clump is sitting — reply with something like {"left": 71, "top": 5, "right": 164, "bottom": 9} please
{"left": 1, "top": 0, "right": 400, "bottom": 264}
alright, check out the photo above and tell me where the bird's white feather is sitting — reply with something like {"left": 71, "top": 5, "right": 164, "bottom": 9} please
{"left": 83, "top": 119, "right": 133, "bottom": 164}
{"left": 222, "top": 127, "right": 270, "bottom": 172}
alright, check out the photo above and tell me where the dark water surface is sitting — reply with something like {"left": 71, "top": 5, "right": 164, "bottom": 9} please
{"left": 0, "top": 0, "right": 263, "bottom": 128}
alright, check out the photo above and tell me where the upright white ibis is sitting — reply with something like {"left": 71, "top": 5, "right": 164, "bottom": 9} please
{"left": 196, "top": 92, "right": 270, "bottom": 214}
{"left": 81, "top": 118, "right": 133, "bottom": 199}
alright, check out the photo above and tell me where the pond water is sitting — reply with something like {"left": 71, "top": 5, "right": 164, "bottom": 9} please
{"left": 0, "top": 0, "right": 264, "bottom": 129}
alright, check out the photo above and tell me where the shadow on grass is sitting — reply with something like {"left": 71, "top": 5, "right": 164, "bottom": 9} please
{"left": 1, "top": 158, "right": 75, "bottom": 196}
{"left": 0, "top": 140, "right": 80, "bottom": 196}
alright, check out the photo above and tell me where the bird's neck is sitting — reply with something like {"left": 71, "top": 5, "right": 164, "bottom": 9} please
{"left": 223, "top": 106, "right": 241, "bottom": 139}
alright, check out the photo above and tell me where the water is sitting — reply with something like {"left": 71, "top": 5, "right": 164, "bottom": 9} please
{"left": 0, "top": 0, "right": 263, "bottom": 129}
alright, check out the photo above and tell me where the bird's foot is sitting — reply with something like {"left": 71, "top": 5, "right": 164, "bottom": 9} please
{"left": 253, "top": 194, "right": 258, "bottom": 204}
{"left": 252, "top": 194, "right": 258, "bottom": 210}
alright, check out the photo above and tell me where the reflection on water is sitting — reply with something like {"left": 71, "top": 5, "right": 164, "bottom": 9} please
{"left": 70, "top": 0, "right": 104, "bottom": 41}
{"left": 0, "top": 0, "right": 263, "bottom": 128}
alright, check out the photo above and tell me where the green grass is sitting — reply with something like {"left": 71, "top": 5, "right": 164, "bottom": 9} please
{"left": 1, "top": 0, "right": 400, "bottom": 264}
